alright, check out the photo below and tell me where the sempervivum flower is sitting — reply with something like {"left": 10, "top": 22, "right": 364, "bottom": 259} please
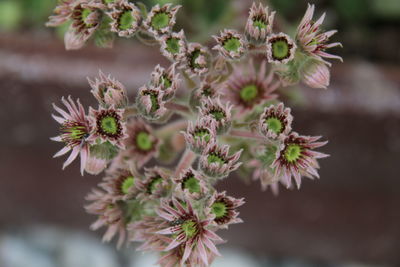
{"left": 159, "top": 30, "right": 187, "bottom": 62}
{"left": 84, "top": 154, "right": 108, "bottom": 175}
{"left": 205, "top": 191, "right": 244, "bottom": 229}
{"left": 136, "top": 167, "right": 171, "bottom": 201}
{"left": 143, "top": 4, "right": 181, "bottom": 37}
{"left": 51, "top": 96, "right": 92, "bottom": 175}
{"left": 199, "top": 141, "right": 242, "bottom": 179}
{"left": 85, "top": 188, "right": 126, "bottom": 248}
{"left": 222, "top": 59, "right": 278, "bottom": 112}
{"left": 212, "top": 29, "right": 247, "bottom": 60}
{"left": 272, "top": 132, "right": 329, "bottom": 189}
{"left": 87, "top": 106, "right": 128, "bottom": 149}
{"left": 107, "top": 0, "right": 142, "bottom": 38}
{"left": 199, "top": 97, "right": 232, "bottom": 134}
{"left": 136, "top": 85, "right": 168, "bottom": 121}
{"left": 245, "top": 2, "right": 275, "bottom": 44}
{"left": 155, "top": 198, "right": 224, "bottom": 266}
{"left": 266, "top": 33, "right": 297, "bottom": 64}
{"left": 296, "top": 4, "right": 343, "bottom": 65}
{"left": 173, "top": 168, "right": 209, "bottom": 200}
{"left": 259, "top": 103, "right": 293, "bottom": 140}
{"left": 99, "top": 167, "right": 140, "bottom": 202}
{"left": 123, "top": 117, "right": 160, "bottom": 168}
{"left": 183, "top": 43, "right": 210, "bottom": 77}
{"left": 88, "top": 70, "right": 128, "bottom": 108}
{"left": 181, "top": 117, "right": 217, "bottom": 154}
{"left": 150, "top": 63, "right": 181, "bottom": 101}
{"left": 46, "top": 0, "right": 75, "bottom": 27}
{"left": 47, "top": 0, "right": 102, "bottom": 50}
{"left": 300, "top": 59, "right": 330, "bottom": 89}
{"left": 189, "top": 78, "right": 221, "bottom": 109}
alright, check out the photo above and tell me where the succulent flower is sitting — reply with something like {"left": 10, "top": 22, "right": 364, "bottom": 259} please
{"left": 205, "top": 191, "right": 244, "bottom": 229}
{"left": 159, "top": 30, "right": 187, "bottom": 62}
{"left": 181, "top": 117, "right": 217, "bottom": 154}
{"left": 150, "top": 63, "right": 181, "bottom": 101}
{"left": 272, "top": 132, "right": 329, "bottom": 189}
{"left": 266, "top": 33, "right": 297, "bottom": 64}
{"left": 199, "top": 141, "right": 242, "bottom": 179}
{"left": 245, "top": 2, "right": 275, "bottom": 44}
{"left": 107, "top": 0, "right": 142, "bottom": 38}
{"left": 143, "top": 4, "right": 181, "bottom": 37}
{"left": 300, "top": 59, "right": 330, "bottom": 89}
{"left": 87, "top": 106, "right": 128, "bottom": 149}
{"left": 47, "top": 0, "right": 102, "bottom": 50}
{"left": 199, "top": 97, "right": 232, "bottom": 134}
{"left": 189, "top": 79, "right": 221, "bottom": 109}
{"left": 84, "top": 154, "right": 108, "bottom": 175}
{"left": 183, "top": 43, "right": 210, "bottom": 77}
{"left": 296, "top": 3, "right": 343, "bottom": 65}
{"left": 123, "top": 117, "right": 160, "bottom": 168}
{"left": 259, "top": 103, "right": 293, "bottom": 140}
{"left": 136, "top": 85, "right": 168, "bottom": 121}
{"left": 99, "top": 167, "right": 140, "bottom": 202}
{"left": 222, "top": 59, "right": 278, "bottom": 112}
{"left": 51, "top": 96, "right": 92, "bottom": 175}
{"left": 88, "top": 70, "right": 128, "bottom": 108}
{"left": 85, "top": 188, "right": 127, "bottom": 248}
{"left": 136, "top": 167, "right": 171, "bottom": 201}
{"left": 155, "top": 198, "right": 224, "bottom": 266}
{"left": 173, "top": 168, "right": 209, "bottom": 200}
{"left": 213, "top": 29, "right": 247, "bottom": 60}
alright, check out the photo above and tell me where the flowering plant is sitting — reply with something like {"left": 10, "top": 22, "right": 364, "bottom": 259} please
{"left": 48, "top": 1, "right": 341, "bottom": 266}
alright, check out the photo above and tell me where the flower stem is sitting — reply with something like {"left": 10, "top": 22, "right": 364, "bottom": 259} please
{"left": 228, "top": 130, "right": 266, "bottom": 141}
{"left": 156, "top": 119, "right": 187, "bottom": 138}
{"left": 165, "top": 102, "right": 191, "bottom": 115}
{"left": 174, "top": 149, "right": 197, "bottom": 176}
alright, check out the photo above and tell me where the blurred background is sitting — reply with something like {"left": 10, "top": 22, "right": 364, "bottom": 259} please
{"left": 0, "top": 0, "right": 399, "bottom": 266}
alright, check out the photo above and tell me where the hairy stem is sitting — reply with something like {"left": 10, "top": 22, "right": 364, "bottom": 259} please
{"left": 174, "top": 149, "right": 197, "bottom": 176}
{"left": 165, "top": 102, "right": 191, "bottom": 115}
{"left": 228, "top": 129, "right": 266, "bottom": 141}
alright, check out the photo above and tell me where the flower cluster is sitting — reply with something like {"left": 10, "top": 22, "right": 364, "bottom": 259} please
{"left": 49, "top": 2, "right": 340, "bottom": 266}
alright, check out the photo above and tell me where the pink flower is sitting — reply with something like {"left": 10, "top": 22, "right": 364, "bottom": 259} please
{"left": 272, "top": 132, "right": 329, "bottom": 189}
{"left": 85, "top": 188, "right": 127, "bottom": 248}
{"left": 259, "top": 102, "right": 293, "bottom": 140}
{"left": 173, "top": 168, "right": 209, "bottom": 200}
{"left": 296, "top": 4, "right": 343, "bottom": 65}
{"left": 301, "top": 59, "right": 330, "bottom": 89}
{"left": 222, "top": 59, "right": 278, "bottom": 112}
{"left": 198, "top": 97, "right": 233, "bottom": 134}
{"left": 181, "top": 117, "right": 217, "bottom": 154}
{"left": 266, "top": 32, "right": 297, "bottom": 64}
{"left": 150, "top": 63, "right": 181, "bottom": 101}
{"left": 155, "top": 198, "right": 224, "bottom": 266}
{"left": 205, "top": 191, "right": 244, "bottom": 229}
{"left": 213, "top": 29, "right": 247, "bottom": 60}
{"left": 87, "top": 106, "right": 128, "bottom": 149}
{"left": 245, "top": 2, "right": 275, "bottom": 44}
{"left": 107, "top": 0, "right": 142, "bottom": 38}
{"left": 143, "top": 4, "right": 181, "bottom": 37}
{"left": 159, "top": 30, "right": 188, "bottom": 62}
{"left": 51, "top": 96, "right": 92, "bottom": 175}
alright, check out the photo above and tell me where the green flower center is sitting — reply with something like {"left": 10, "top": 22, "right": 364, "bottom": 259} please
{"left": 190, "top": 49, "right": 202, "bottom": 69}
{"left": 62, "top": 123, "right": 87, "bottom": 142}
{"left": 181, "top": 220, "right": 198, "bottom": 238}
{"left": 147, "top": 176, "right": 163, "bottom": 194}
{"left": 265, "top": 117, "right": 283, "bottom": 134}
{"left": 166, "top": 37, "right": 180, "bottom": 54}
{"left": 136, "top": 131, "right": 153, "bottom": 151}
{"left": 183, "top": 176, "right": 200, "bottom": 193}
{"left": 223, "top": 37, "right": 241, "bottom": 52}
{"left": 151, "top": 12, "right": 170, "bottom": 30}
{"left": 194, "top": 129, "right": 210, "bottom": 142}
{"left": 201, "top": 86, "right": 213, "bottom": 97}
{"left": 119, "top": 10, "right": 135, "bottom": 30}
{"left": 209, "top": 110, "right": 225, "bottom": 121}
{"left": 81, "top": 8, "right": 94, "bottom": 27}
{"left": 161, "top": 75, "right": 172, "bottom": 89}
{"left": 240, "top": 84, "right": 258, "bottom": 102}
{"left": 143, "top": 91, "right": 160, "bottom": 112}
{"left": 211, "top": 201, "right": 227, "bottom": 219}
{"left": 100, "top": 116, "right": 118, "bottom": 135}
{"left": 121, "top": 176, "right": 135, "bottom": 195}
{"left": 272, "top": 39, "right": 290, "bottom": 60}
{"left": 284, "top": 143, "right": 302, "bottom": 163}
{"left": 207, "top": 153, "right": 225, "bottom": 165}
{"left": 253, "top": 19, "right": 267, "bottom": 29}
